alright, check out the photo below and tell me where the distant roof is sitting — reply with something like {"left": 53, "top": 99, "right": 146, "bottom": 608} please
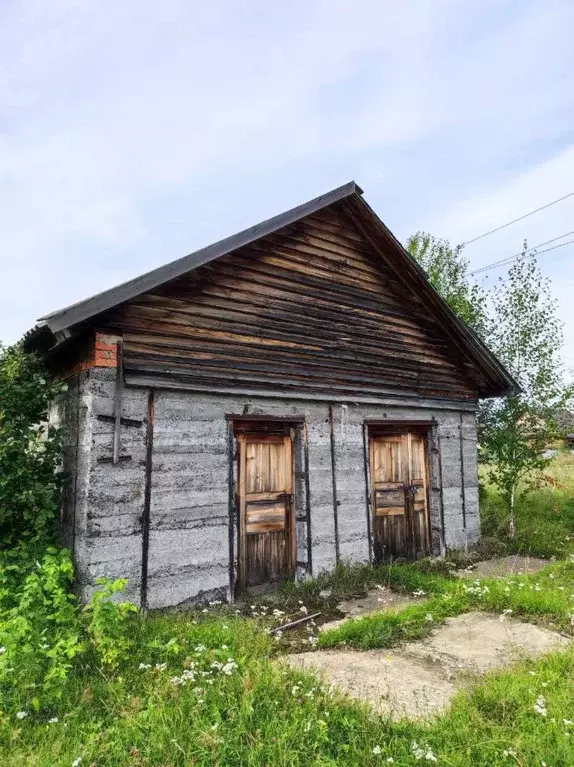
{"left": 30, "top": 180, "right": 519, "bottom": 398}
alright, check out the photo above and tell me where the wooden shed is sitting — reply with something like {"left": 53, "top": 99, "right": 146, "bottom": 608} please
{"left": 26, "top": 182, "right": 517, "bottom": 607}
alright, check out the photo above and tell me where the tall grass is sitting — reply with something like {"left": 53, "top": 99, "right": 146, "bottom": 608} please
{"left": 481, "top": 450, "right": 574, "bottom": 558}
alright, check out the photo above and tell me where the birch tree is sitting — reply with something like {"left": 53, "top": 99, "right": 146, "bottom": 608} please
{"left": 478, "top": 245, "right": 570, "bottom": 537}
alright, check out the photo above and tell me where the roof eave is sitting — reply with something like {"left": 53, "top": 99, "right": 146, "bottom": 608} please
{"left": 39, "top": 181, "right": 362, "bottom": 334}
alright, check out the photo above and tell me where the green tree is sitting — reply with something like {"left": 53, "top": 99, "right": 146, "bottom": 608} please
{"left": 407, "top": 231, "right": 489, "bottom": 337}
{"left": 478, "top": 246, "right": 571, "bottom": 537}
{"left": 0, "top": 343, "right": 64, "bottom": 546}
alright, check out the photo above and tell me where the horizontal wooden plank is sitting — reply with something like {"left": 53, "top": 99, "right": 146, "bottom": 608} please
{"left": 122, "top": 338, "right": 468, "bottom": 389}
{"left": 246, "top": 491, "right": 289, "bottom": 502}
{"left": 124, "top": 354, "right": 473, "bottom": 397}
{"left": 98, "top": 207, "right": 481, "bottom": 401}
{"left": 375, "top": 506, "right": 405, "bottom": 517}
{"left": 375, "top": 490, "right": 405, "bottom": 507}
{"left": 246, "top": 505, "right": 286, "bottom": 522}
{"left": 373, "top": 481, "right": 404, "bottom": 490}
{"left": 246, "top": 520, "right": 287, "bottom": 534}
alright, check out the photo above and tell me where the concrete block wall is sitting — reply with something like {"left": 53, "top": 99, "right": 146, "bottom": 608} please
{"left": 146, "top": 393, "right": 231, "bottom": 609}
{"left": 60, "top": 368, "right": 479, "bottom": 608}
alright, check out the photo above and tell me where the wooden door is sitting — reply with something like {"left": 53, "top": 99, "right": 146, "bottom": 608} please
{"left": 369, "top": 431, "right": 430, "bottom": 561}
{"left": 238, "top": 433, "right": 295, "bottom": 589}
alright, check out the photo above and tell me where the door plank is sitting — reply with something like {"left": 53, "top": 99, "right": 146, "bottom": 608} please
{"left": 370, "top": 429, "right": 431, "bottom": 561}
{"left": 238, "top": 430, "right": 295, "bottom": 589}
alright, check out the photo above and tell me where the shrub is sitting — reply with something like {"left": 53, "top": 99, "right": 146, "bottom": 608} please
{"left": 0, "top": 547, "right": 84, "bottom": 713}
{"left": 83, "top": 578, "right": 139, "bottom": 669}
{"left": 0, "top": 344, "right": 64, "bottom": 546}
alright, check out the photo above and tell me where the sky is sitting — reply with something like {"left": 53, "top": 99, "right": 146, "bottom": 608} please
{"left": 1, "top": 0, "right": 573, "bottom": 375}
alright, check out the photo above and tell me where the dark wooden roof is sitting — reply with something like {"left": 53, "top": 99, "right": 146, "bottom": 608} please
{"left": 31, "top": 181, "right": 519, "bottom": 398}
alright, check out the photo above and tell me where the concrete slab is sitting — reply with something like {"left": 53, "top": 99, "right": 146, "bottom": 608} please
{"left": 404, "top": 611, "right": 568, "bottom": 675}
{"left": 455, "top": 555, "right": 548, "bottom": 579}
{"left": 284, "top": 611, "right": 568, "bottom": 720}
{"left": 286, "top": 648, "right": 455, "bottom": 719}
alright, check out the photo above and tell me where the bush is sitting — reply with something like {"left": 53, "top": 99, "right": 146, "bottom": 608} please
{"left": 0, "top": 547, "right": 83, "bottom": 712}
{"left": 83, "top": 578, "right": 139, "bottom": 669}
{"left": 0, "top": 344, "right": 64, "bottom": 545}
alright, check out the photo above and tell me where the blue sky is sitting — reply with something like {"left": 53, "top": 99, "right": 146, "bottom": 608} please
{"left": 1, "top": 1, "right": 573, "bottom": 374}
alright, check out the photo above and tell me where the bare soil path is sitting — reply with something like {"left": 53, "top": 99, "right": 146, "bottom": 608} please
{"left": 285, "top": 611, "right": 568, "bottom": 719}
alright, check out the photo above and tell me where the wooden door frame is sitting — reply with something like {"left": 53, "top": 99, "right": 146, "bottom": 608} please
{"left": 233, "top": 420, "right": 297, "bottom": 593}
{"left": 366, "top": 422, "right": 433, "bottom": 560}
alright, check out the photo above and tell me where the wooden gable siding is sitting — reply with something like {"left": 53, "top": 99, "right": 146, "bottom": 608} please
{"left": 99, "top": 206, "right": 480, "bottom": 401}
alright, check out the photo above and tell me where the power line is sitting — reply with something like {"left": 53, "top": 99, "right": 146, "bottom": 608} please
{"left": 469, "top": 230, "right": 574, "bottom": 274}
{"left": 463, "top": 191, "right": 574, "bottom": 246}
{"left": 470, "top": 235, "right": 574, "bottom": 276}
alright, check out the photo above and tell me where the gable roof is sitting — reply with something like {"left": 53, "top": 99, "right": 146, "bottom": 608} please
{"left": 32, "top": 181, "right": 519, "bottom": 397}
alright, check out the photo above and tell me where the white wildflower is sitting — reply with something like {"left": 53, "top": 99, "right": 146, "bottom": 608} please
{"left": 195, "top": 645, "right": 206, "bottom": 653}
{"left": 0, "top": 646, "right": 5, "bottom": 654}
{"left": 48, "top": 717, "right": 59, "bottom": 724}
{"left": 534, "top": 695, "right": 548, "bottom": 716}
{"left": 387, "top": 759, "right": 394, "bottom": 764}
{"left": 72, "top": 758, "right": 82, "bottom": 767}
{"left": 138, "top": 663, "right": 152, "bottom": 670}
{"left": 221, "top": 661, "right": 238, "bottom": 675}
{"left": 291, "top": 685, "right": 300, "bottom": 696}
{"left": 503, "top": 749, "right": 517, "bottom": 757}
{"left": 300, "top": 605, "right": 308, "bottom": 614}
{"left": 411, "top": 741, "right": 437, "bottom": 761}
{"left": 154, "top": 662, "right": 167, "bottom": 671}
{"left": 412, "top": 589, "right": 426, "bottom": 597}
{"left": 16, "top": 711, "right": 28, "bottom": 720}
{"left": 372, "top": 745, "right": 382, "bottom": 755}
{"left": 563, "top": 719, "right": 573, "bottom": 726}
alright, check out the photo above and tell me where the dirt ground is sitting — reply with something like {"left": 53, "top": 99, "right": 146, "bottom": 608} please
{"left": 319, "top": 586, "right": 418, "bottom": 632}
{"left": 284, "top": 611, "right": 568, "bottom": 720}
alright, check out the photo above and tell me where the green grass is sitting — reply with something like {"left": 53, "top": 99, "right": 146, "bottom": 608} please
{"left": 319, "top": 561, "right": 574, "bottom": 650}
{"left": 481, "top": 449, "right": 574, "bottom": 559}
{"left": 3, "top": 609, "right": 574, "bottom": 766}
